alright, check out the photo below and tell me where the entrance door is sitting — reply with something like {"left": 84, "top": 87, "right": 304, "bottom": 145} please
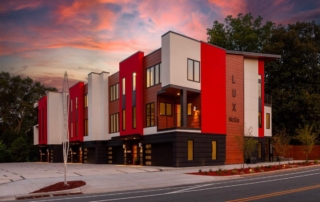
{"left": 175, "top": 104, "right": 181, "bottom": 127}
{"left": 133, "top": 145, "right": 138, "bottom": 165}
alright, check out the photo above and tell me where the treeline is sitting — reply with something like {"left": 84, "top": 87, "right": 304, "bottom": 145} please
{"left": 207, "top": 13, "right": 320, "bottom": 140}
{"left": 0, "top": 72, "right": 57, "bottom": 162}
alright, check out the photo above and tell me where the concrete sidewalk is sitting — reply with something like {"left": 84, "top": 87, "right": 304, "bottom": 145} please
{"left": 0, "top": 161, "right": 305, "bottom": 201}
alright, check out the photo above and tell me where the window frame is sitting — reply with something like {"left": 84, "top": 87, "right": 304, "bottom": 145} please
{"left": 187, "top": 140, "right": 194, "bottom": 161}
{"left": 146, "top": 63, "right": 161, "bottom": 88}
{"left": 187, "top": 58, "right": 200, "bottom": 83}
{"left": 146, "top": 102, "right": 155, "bottom": 127}
{"left": 132, "top": 106, "right": 136, "bottom": 129}
{"left": 84, "top": 119, "right": 88, "bottom": 136}
{"left": 122, "top": 78, "right": 126, "bottom": 95}
{"left": 110, "top": 113, "right": 119, "bottom": 133}
{"left": 266, "top": 113, "right": 270, "bottom": 129}
{"left": 132, "top": 73, "right": 136, "bottom": 91}
{"left": 84, "top": 94, "right": 88, "bottom": 108}
{"left": 159, "top": 102, "right": 172, "bottom": 116}
{"left": 187, "top": 103, "right": 192, "bottom": 116}
{"left": 212, "top": 141, "right": 217, "bottom": 160}
{"left": 122, "top": 110, "right": 126, "bottom": 131}
{"left": 110, "top": 83, "right": 119, "bottom": 102}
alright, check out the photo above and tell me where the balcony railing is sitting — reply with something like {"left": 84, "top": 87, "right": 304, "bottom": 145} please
{"left": 265, "top": 94, "right": 272, "bottom": 106}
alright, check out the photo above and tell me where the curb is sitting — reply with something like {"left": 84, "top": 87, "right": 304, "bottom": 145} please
{"left": 15, "top": 188, "right": 82, "bottom": 200}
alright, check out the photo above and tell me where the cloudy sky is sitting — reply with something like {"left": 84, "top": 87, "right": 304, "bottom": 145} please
{"left": 1, "top": 0, "right": 320, "bottom": 90}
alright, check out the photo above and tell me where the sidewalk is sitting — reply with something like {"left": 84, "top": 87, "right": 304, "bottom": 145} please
{"left": 0, "top": 161, "right": 305, "bottom": 201}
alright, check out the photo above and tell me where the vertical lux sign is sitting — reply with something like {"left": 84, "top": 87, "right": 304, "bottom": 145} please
{"left": 229, "top": 75, "right": 239, "bottom": 123}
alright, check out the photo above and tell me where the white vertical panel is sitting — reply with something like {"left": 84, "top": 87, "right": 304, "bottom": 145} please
{"left": 85, "top": 72, "right": 110, "bottom": 142}
{"left": 244, "top": 58, "right": 259, "bottom": 137}
{"left": 161, "top": 32, "right": 201, "bottom": 90}
{"left": 33, "top": 125, "right": 39, "bottom": 145}
{"left": 47, "top": 92, "right": 63, "bottom": 144}
{"left": 264, "top": 106, "right": 272, "bottom": 137}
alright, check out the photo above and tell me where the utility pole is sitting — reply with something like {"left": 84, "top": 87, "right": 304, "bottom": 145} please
{"left": 62, "top": 71, "right": 70, "bottom": 186}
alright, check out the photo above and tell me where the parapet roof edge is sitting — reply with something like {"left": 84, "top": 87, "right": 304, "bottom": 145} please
{"left": 88, "top": 71, "right": 110, "bottom": 76}
{"left": 161, "top": 31, "right": 200, "bottom": 43}
{"left": 199, "top": 40, "right": 226, "bottom": 51}
{"left": 226, "top": 50, "right": 281, "bottom": 59}
{"left": 119, "top": 51, "right": 144, "bottom": 64}
{"left": 145, "top": 48, "right": 161, "bottom": 57}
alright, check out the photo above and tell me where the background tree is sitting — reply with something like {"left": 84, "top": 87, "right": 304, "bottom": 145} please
{"left": 295, "top": 124, "right": 317, "bottom": 161}
{"left": 235, "top": 126, "right": 258, "bottom": 169}
{"left": 207, "top": 14, "right": 320, "bottom": 140}
{"left": 0, "top": 72, "right": 57, "bottom": 162}
{"left": 272, "top": 130, "right": 290, "bottom": 164}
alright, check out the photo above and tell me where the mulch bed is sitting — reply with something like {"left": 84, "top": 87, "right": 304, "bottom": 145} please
{"left": 31, "top": 181, "right": 86, "bottom": 193}
{"left": 188, "top": 161, "right": 319, "bottom": 176}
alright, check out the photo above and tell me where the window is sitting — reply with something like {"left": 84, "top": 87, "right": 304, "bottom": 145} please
{"left": 212, "top": 141, "right": 217, "bottom": 160}
{"left": 258, "top": 75, "right": 262, "bottom": 98}
{"left": 75, "top": 121, "right": 78, "bottom": 137}
{"left": 146, "top": 103, "right": 155, "bottom": 127}
{"left": 187, "top": 59, "right": 200, "bottom": 82}
{"left": 132, "top": 107, "right": 136, "bottom": 129}
{"left": 159, "top": 102, "right": 172, "bottom": 116}
{"left": 110, "top": 83, "right": 119, "bottom": 101}
{"left": 71, "top": 100, "right": 73, "bottom": 112}
{"left": 84, "top": 119, "right": 88, "bottom": 136}
{"left": 266, "top": 113, "right": 270, "bottom": 129}
{"left": 71, "top": 123, "right": 73, "bottom": 137}
{"left": 187, "top": 103, "right": 192, "bottom": 115}
{"left": 110, "top": 113, "right": 119, "bottom": 133}
{"left": 122, "top": 78, "right": 125, "bottom": 95}
{"left": 258, "top": 142, "right": 262, "bottom": 158}
{"left": 76, "top": 97, "right": 78, "bottom": 109}
{"left": 188, "top": 140, "right": 193, "bottom": 161}
{"left": 84, "top": 94, "right": 88, "bottom": 108}
{"left": 146, "top": 63, "right": 161, "bottom": 87}
{"left": 122, "top": 110, "right": 126, "bottom": 130}
{"left": 133, "top": 73, "right": 136, "bottom": 91}
{"left": 258, "top": 112, "right": 262, "bottom": 128}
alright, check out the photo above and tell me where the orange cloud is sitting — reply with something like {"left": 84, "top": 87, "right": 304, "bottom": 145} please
{"left": 208, "top": 0, "right": 246, "bottom": 16}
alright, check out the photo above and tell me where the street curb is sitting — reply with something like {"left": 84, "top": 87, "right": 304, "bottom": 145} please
{"left": 239, "top": 163, "right": 320, "bottom": 177}
{"left": 15, "top": 187, "right": 83, "bottom": 200}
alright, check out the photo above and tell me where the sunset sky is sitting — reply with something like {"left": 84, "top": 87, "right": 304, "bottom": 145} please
{"left": 1, "top": 0, "right": 320, "bottom": 90}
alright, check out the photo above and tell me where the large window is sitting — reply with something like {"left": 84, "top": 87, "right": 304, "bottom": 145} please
{"left": 188, "top": 140, "right": 194, "bottom": 161}
{"left": 159, "top": 102, "right": 172, "bottom": 116}
{"left": 122, "top": 78, "right": 126, "bottom": 95}
{"left": 187, "top": 59, "right": 200, "bottom": 82}
{"left": 133, "top": 73, "right": 136, "bottom": 91}
{"left": 110, "top": 113, "right": 119, "bottom": 133}
{"left": 132, "top": 107, "right": 136, "bottom": 129}
{"left": 146, "top": 103, "right": 155, "bottom": 127}
{"left": 122, "top": 110, "right": 126, "bottom": 131}
{"left": 84, "top": 119, "right": 88, "bottom": 136}
{"left": 146, "top": 63, "right": 161, "bottom": 88}
{"left": 212, "top": 141, "right": 217, "bottom": 160}
{"left": 258, "top": 112, "right": 262, "bottom": 128}
{"left": 266, "top": 113, "right": 270, "bottom": 129}
{"left": 110, "top": 83, "right": 119, "bottom": 101}
{"left": 187, "top": 103, "right": 192, "bottom": 116}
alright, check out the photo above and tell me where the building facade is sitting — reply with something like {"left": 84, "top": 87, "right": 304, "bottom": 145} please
{"left": 34, "top": 31, "right": 279, "bottom": 166}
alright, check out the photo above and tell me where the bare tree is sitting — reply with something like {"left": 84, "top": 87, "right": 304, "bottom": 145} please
{"left": 272, "top": 129, "right": 290, "bottom": 165}
{"left": 295, "top": 124, "right": 317, "bottom": 161}
{"left": 62, "top": 72, "right": 70, "bottom": 186}
{"left": 235, "top": 126, "right": 258, "bottom": 169}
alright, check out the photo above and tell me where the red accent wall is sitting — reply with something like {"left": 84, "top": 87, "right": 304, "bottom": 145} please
{"left": 258, "top": 60, "right": 264, "bottom": 138}
{"left": 200, "top": 42, "right": 226, "bottom": 134}
{"left": 69, "top": 82, "right": 84, "bottom": 142}
{"left": 119, "top": 51, "right": 144, "bottom": 136}
{"left": 38, "top": 96, "right": 47, "bottom": 145}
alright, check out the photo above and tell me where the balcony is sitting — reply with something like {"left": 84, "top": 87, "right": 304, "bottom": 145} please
{"left": 265, "top": 94, "right": 272, "bottom": 106}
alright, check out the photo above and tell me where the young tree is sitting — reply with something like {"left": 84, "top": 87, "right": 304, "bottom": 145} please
{"left": 235, "top": 127, "right": 258, "bottom": 169}
{"left": 295, "top": 124, "right": 317, "bottom": 161}
{"left": 272, "top": 130, "right": 290, "bottom": 164}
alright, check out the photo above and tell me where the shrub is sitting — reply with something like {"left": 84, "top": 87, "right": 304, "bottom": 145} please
{"left": 216, "top": 168, "right": 223, "bottom": 175}
{"left": 314, "top": 160, "right": 319, "bottom": 164}
{"left": 231, "top": 169, "right": 239, "bottom": 175}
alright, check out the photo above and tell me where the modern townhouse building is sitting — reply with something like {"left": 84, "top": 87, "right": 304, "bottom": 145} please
{"left": 34, "top": 31, "right": 279, "bottom": 166}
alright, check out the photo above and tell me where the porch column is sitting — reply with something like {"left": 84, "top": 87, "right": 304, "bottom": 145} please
{"left": 180, "top": 89, "right": 187, "bottom": 127}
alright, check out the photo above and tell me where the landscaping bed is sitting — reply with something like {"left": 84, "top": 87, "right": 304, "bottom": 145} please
{"left": 31, "top": 181, "right": 86, "bottom": 193}
{"left": 188, "top": 160, "right": 319, "bottom": 176}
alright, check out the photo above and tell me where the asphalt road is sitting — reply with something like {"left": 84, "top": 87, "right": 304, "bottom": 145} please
{"left": 21, "top": 166, "right": 320, "bottom": 202}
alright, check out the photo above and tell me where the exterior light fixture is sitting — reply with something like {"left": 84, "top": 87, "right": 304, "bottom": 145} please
{"left": 193, "top": 106, "right": 196, "bottom": 111}
{"left": 123, "top": 144, "right": 126, "bottom": 149}
{"left": 177, "top": 93, "right": 180, "bottom": 96}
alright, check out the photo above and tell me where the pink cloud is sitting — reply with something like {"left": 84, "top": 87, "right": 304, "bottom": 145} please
{"left": 208, "top": 0, "right": 247, "bottom": 17}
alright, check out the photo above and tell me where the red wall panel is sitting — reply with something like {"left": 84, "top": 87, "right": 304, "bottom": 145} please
{"left": 69, "top": 82, "right": 84, "bottom": 142}
{"left": 201, "top": 42, "right": 226, "bottom": 134}
{"left": 119, "top": 51, "right": 144, "bottom": 136}
{"left": 258, "top": 60, "right": 264, "bottom": 137}
{"left": 38, "top": 96, "right": 47, "bottom": 145}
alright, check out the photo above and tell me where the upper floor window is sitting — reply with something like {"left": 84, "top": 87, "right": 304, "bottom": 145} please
{"left": 133, "top": 73, "right": 136, "bottom": 91}
{"left": 146, "top": 102, "right": 155, "bottom": 127}
{"left": 159, "top": 102, "right": 172, "bottom": 116}
{"left": 146, "top": 63, "right": 161, "bottom": 88}
{"left": 110, "top": 83, "right": 119, "bottom": 101}
{"left": 110, "top": 113, "right": 119, "bottom": 133}
{"left": 122, "top": 78, "right": 126, "bottom": 95}
{"left": 187, "top": 59, "right": 200, "bottom": 82}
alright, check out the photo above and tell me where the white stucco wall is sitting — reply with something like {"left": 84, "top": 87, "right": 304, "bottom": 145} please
{"left": 244, "top": 58, "right": 259, "bottom": 137}
{"left": 161, "top": 32, "right": 201, "bottom": 90}
{"left": 264, "top": 106, "right": 272, "bottom": 137}
{"left": 85, "top": 72, "right": 110, "bottom": 141}
{"left": 33, "top": 125, "right": 38, "bottom": 145}
{"left": 47, "top": 92, "right": 63, "bottom": 144}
